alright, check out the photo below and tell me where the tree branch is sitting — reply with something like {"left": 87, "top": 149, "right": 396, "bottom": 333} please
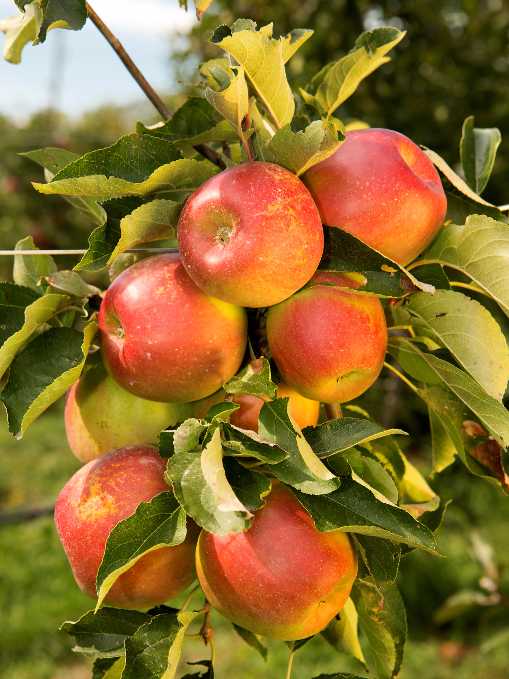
{"left": 85, "top": 3, "right": 225, "bottom": 169}
{"left": 0, "top": 505, "right": 54, "bottom": 527}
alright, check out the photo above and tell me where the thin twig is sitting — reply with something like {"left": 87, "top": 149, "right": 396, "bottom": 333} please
{"left": 0, "top": 505, "right": 54, "bottom": 526}
{"left": 85, "top": 3, "right": 225, "bottom": 169}
{"left": 85, "top": 3, "right": 170, "bottom": 119}
{"left": 285, "top": 649, "right": 295, "bottom": 679}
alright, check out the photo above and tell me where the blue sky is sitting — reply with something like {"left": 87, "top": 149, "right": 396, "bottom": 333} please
{"left": 0, "top": 0, "right": 197, "bottom": 120}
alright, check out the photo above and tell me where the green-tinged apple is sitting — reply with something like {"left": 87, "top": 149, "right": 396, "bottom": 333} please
{"left": 178, "top": 161, "right": 324, "bottom": 307}
{"left": 65, "top": 359, "right": 193, "bottom": 463}
{"left": 196, "top": 482, "right": 357, "bottom": 640}
{"left": 267, "top": 273, "right": 387, "bottom": 403}
{"left": 98, "top": 253, "right": 247, "bottom": 402}
{"left": 304, "top": 128, "right": 447, "bottom": 264}
{"left": 55, "top": 446, "right": 198, "bottom": 608}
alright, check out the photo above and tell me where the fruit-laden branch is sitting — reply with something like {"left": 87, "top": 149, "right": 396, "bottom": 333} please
{"left": 0, "top": 505, "right": 54, "bottom": 526}
{"left": 85, "top": 3, "right": 226, "bottom": 170}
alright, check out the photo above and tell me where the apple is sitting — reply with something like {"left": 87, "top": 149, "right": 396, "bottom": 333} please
{"left": 229, "top": 384, "right": 320, "bottom": 432}
{"left": 65, "top": 359, "right": 193, "bottom": 463}
{"left": 177, "top": 161, "right": 324, "bottom": 308}
{"left": 98, "top": 253, "right": 247, "bottom": 402}
{"left": 266, "top": 273, "right": 387, "bottom": 403}
{"left": 55, "top": 446, "right": 198, "bottom": 609}
{"left": 196, "top": 482, "right": 357, "bottom": 640}
{"left": 304, "top": 128, "right": 447, "bottom": 264}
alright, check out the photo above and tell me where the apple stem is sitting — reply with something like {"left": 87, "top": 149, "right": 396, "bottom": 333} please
{"left": 85, "top": 2, "right": 226, "bottom": 170}
{"left": 325, "top": 402, "right": 343, "bottom": 420}
{"left": 285, "top": 649, "right": 295, "bottom": 679}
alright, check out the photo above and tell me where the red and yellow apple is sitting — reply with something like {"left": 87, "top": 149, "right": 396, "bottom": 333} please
{"left": 304, "top": 128, "right": 447, "bottom": 264}
{"left": 196, "top": 482, "right": 357, "bottom": 640}
{"left": 98, "top": 253, "right": 247, "bottom": 402}
{"left": 55, "top": 446, "right": 198, "bottom": 608}
{"left": 229, "top": 383, "right": 320, "bottom": 432}
{"left": 267, "top": 273, "right": 387, "bottom": 403}
{"left": 178, "top": 161, "right": 324, "bottom": 308}
{"left": 65, "top": 359, "right": 192, "bottom": 463}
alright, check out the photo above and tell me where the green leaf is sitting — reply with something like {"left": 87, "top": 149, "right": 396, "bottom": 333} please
{"left": 223, "top": 457, "right": 271, "bottom": 511}
{"left": 294, "top": 475, "right": 437, "bottom": 552}
{"left": 338, "top": 451, "right": 399, "bottom": 505}
{"left": 34, "top": 156, "right": 218, "bottom": 203}
{"left": 13, "top": 236, "right": 56, "bottom": 292}
{"left": 423, "top": 149, "right": 506, "bottom": 222}
{"left": 211, "top": 22, "right": 295, "bottom": 129}
{"left": 222, "top": 423, "right": 287, "bottom": 464}
{"left": 352, "top": 580, "right": 407, "bottom": 679}
{"left": 167, "top": 426, "right": 252, "bottom": 534}
{"left": 107, "top": 199, "right": 180, "bottom": 264}
{"left": 0, "top": 287, "right": 68, "bottom": 381}
{"left": 312, "top": 675, "right": 367, "bottom": 679}
{"left": 200, "top": 60, "right": 249, "bottom": 142}
{"left": 92, "top": 658, "right": 120, "bottom": 679}
{"left": 0, "top": 2, "right": 41, "bottom": 64}
{"left": 322, "top": 597, "right": 365, "bottom": 665}
{"left": 304, "top": 417, "right": 407, "bottom": 459}
{"left": 354, "top": 535, "right": 401, "bottom": 584}
{"left": 23, "top": 147, "right": 107, "bottom": 226}
{"left": 301, "top": 28, "right": 405, "bottom": 118}
{"left": 95, "top": 491, "right": 187, "bottom": 610}
{"left": 122, "top": 609, "right": 200, "bottom": 679}
{"left": 60, "top": 607, "right": 150, "bottom": 655}
{"left": 45, "top": 270, "right": 101, "bottom": 298}
{"left": 1, "top": 321, "right": 96, "bottom": 437}
{"left": 74, "top": 220, "right": 121, "bottom": 272}
{"left": 422, "top": 214, "right": 509, "bottom": 317}
{"left": 181, "top": 660, "right": 214, "bottom": 678}
{"left": 460, "top": 115, "right": 501, "bottom": 195}
{"left": 223, "top": 357, "right": 277, "bottom": 399}
{"left": 406, "top": 289, "right": 509, "bottom": 400}
{"left": 38, "top": 0, "right": 87, "bottom": 42}
{"left": 392, "top": 338, "right": 509, "bottom": 447}
{"left": 259, "top": 398, "right": 340, "bottom": 494}
{"left": 265, "top": 120, "right": 343, "bottom": 176}
{"left": 232, "top": 625, "right": 268, "bottom": 661}
{"left": 321, "top": 227, "right": 433, "bottom": 297}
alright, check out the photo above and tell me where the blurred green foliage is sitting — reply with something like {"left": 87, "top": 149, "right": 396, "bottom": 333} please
{"left": 175, "top": 0, "right": 509, "bottom": 205}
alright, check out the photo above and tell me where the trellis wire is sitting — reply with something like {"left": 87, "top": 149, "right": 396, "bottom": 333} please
{"left": 0, "top": 248, "right": 179, "bottom": 256}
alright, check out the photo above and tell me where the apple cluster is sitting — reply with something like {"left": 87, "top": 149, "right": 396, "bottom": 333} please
{"left": 55, "top": 128, "right": 446, "bottom": 640}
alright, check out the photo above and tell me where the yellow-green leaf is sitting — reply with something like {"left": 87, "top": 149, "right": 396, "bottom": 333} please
{"left": 212, "top": 23, "right": 295, "bottom": 129}
{"left": 0, "top": 2, "right": 41, "bottom": 64}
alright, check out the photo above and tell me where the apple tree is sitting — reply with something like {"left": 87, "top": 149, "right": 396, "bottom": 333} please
{"left": 1, "top": 2, "right": 508, "bottom": 678}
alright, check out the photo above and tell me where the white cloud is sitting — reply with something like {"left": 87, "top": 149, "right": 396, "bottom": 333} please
{"left": 80, "top": 0, "right": 196, "bottom": 36}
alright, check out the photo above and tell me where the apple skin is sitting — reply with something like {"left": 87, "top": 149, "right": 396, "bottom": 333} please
{"left": 303, "top": 128, "right": 447, "bottom": 264}
{"left": 229, "top": 384, "right": 320, "bottom": 432}
{"left": 178, "top": 161, "right": 324, "bottom": 308}
{"left": 55, "top": 446, "right": 198, "bottom": 609}
{"left": 266, "top": 273, "right": 388, "bottom": 403}
{"left": 196, "top": 482, "right": 357, "bottom": 640}
{"left": 98, "top": 253, "right": 247, "bottom": 402}
{"left": 65, "top": 360, "right": 193, "bottom": 463}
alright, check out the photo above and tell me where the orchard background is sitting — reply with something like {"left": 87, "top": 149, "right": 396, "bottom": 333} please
{"left": 1, "top": 2, "right": 509, "bottom": 679}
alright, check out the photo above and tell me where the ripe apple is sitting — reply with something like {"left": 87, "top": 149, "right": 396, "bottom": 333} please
{"left": 196, "top": 482, "right": 357, "bottom": 640}
{"left": 98, "top": 253, "right": 247, "bottom": 402}
{"left": 177, "top": 161, "right": 324, "bottom": 308}
{"left": 266, "top": 273, "right": 387, "bottom": 403}
{"left": 65, "top": 359, "right": 193, "bottom": 463}
{"left": 304, "top": 128, "right": 447, "bottom": 264}
{"left": 55, "top": 446, "right": 198, "bottom": 608}
{"left": 229, "top": 384, "right": 320, "bottom": 432}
